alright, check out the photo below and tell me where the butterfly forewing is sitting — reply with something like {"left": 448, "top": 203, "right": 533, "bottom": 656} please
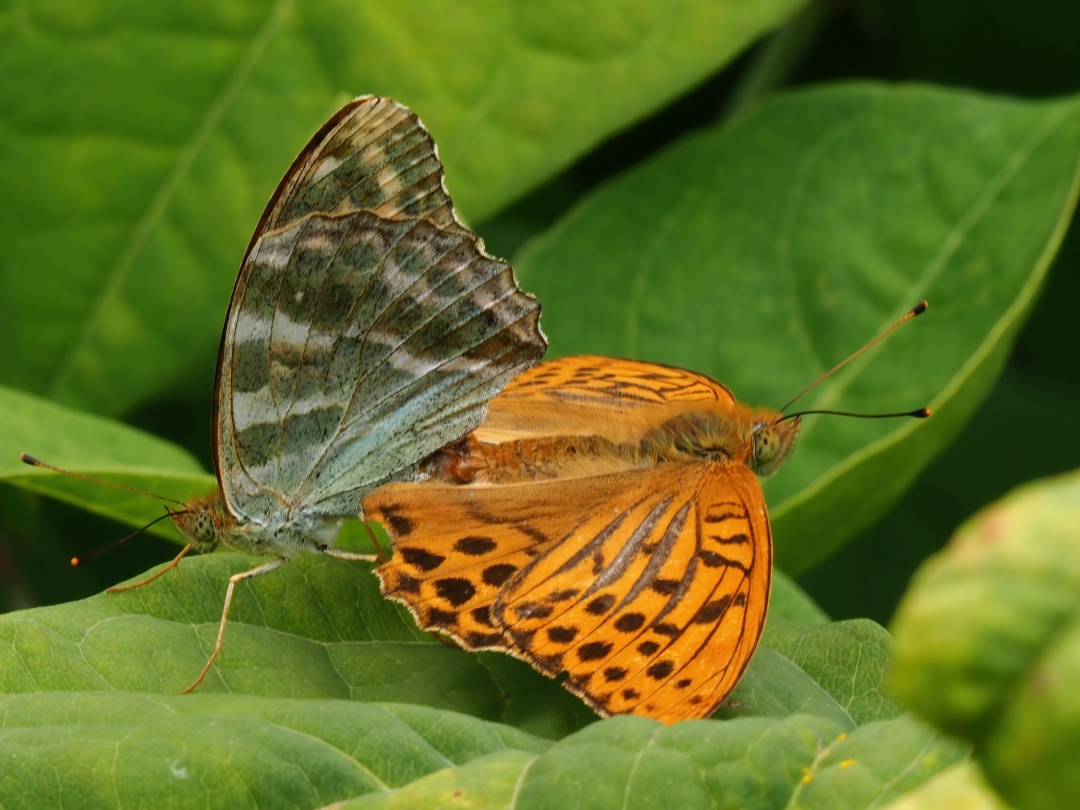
{"left": 365, "top": 474, "right": 628, "bottom": 648}
{"left": 494, "top": 462, "right": 770, "bottom": 721}
{"left": 363, "top": 459, "right": 771, "bottom": 722}
{"left": 216, "top": 97, "right": 545, "bottom": 526}
{"left": 258, "top": 96, "right": 466, "bottom": 237}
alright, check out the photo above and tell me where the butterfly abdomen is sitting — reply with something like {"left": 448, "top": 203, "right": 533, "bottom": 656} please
{"left": 423, "top": 432, "right": 640, "bottom": 485}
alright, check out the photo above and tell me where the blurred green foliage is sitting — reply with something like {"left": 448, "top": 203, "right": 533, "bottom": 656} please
{"left": 892, "top": 469, "right": 1080, "bottom": 810}
{"left": 2, "top": 0, "right": 1079, "bottom": 807}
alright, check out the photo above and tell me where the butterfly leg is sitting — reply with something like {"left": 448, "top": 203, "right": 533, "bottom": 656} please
{"left": 181, "top": 557, "right": 285, "bottom": 694}
{"left": 361, "top": 520, "right": 389, "bottom": 563}
{"left": 322, "top": 547, "right": 378, "bottom": 563}
{"left": 108, "top": 544, "right": 193, "bottom": 593}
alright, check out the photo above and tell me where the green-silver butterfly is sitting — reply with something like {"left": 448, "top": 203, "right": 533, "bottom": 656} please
{"left": 108, "top": 96, "right": 545, "bottom": 691}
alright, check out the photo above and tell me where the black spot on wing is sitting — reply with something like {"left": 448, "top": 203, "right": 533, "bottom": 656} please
{"left": 547, "top": 589, "right": 579, "bottom": 603}
{"left": 586, "top": 594, "right": 616, "bottom": 615}
{"left": 424, "top": 607, "right": 457, "bottom": 630}
{"left": 435, "top": 577, "right": 476, "bottom": 607}
{"left": 379, "top": 504, "right": 414, "bottom": 536}
{"left": 637, "top": 641, "right": 660, "bottom": 656}
{"left": 651, "top": 579, "right": 680, "bottom": 595}
{"left": 392, "top": 574, "right": 421, "bottom": 595}
{"left": 465, "top": 631, "right": 502, "bottom": 648}
{"left": 454, "top": 536, "right": 497, "bottom": 555}
{"left": 647, "top": 660, "right": 674, "bottom": 680}
{"left": 482, "top": 563, "right": 517, "bottom": 586}
{"left": 399, "top": 547, "right": 445, "bottom": 572}
{"left": 713, "top": 533, "right": 749, "bottom": 545}
{"left": 694, "top": 595, "right": 732, "bottom": 624}
{"left": 614, "top": 613, "right": 646, "bottom": 633}
{"left": 547, "top": 626, "right": 578, "bottom": 644}
{"left": 578, "top": 641, "right": 613, "bottom": 661}
{"left": 700, "top": 551, "right": 748, "bottom": 570}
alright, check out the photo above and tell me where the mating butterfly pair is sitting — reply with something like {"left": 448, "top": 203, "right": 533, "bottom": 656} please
{"left": 29, "top": 97, "right": 923, "bottom": 723}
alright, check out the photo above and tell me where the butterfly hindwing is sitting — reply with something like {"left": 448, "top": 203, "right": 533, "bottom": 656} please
{"left": 477, "top": 356, "right": 737, "bottom": 444}
{"left": 215, "top": 97, "right": 546, "bottom": 526}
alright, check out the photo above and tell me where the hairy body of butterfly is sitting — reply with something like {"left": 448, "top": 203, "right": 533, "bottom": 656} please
{"left": 363, "top": 356, "right": 799, "bottom": 724}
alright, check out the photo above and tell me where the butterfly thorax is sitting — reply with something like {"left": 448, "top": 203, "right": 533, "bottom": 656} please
{"left": 637, "top": 405, "right": 799, "bottom": 476}
{"left": 638, "top": 409, "right": 755, "bottom": 466}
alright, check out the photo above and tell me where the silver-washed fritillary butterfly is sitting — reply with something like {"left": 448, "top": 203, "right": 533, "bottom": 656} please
{"left": 27, "top": 96, "right": 546, "bottom": 692}
{"left": 362, "top": 307, "right": 929, "bottom": 723}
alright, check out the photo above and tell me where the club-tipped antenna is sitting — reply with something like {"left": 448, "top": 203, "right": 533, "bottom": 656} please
{"left": 19, "top": 454, "right": 184, "bottom": 505}
{"left": 781, "top": 407, "right": 931, "bottom": 422}
{"left": 71, "top": 508, "right": 184, "bottom": 567}
{"left": 779, "top": 301, "right": 928, "bottom": 414}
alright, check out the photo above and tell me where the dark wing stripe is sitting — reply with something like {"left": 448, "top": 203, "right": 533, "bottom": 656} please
{"left": 614, "top": 501, "right": 689, "bottom": 611}
{"left": 587, "top": 500, "right": 671, "bottom": 594}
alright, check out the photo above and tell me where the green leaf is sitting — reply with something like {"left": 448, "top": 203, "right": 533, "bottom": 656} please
{"left": 0, "top": 0, "right": 805, "bottom": 416}
{"left": 0, "top": 553, "right": 497, "bottom": 719}
{"left": 890, "top": 468, "right": 1080, "bottom": 810}
{"left": 514, "top": 84, "right": 1080, "bottom": 575}
{"left": 0, "top": 550, "right": 964, "bottom": 806}
{"left": 764, "top": 619, "right": 902, "bottom": 725}
{"left": 718, "top": 645, "right": 859, "bottom": 730}
{"left": 341, "top": 714, "right": 966, "bottom": 810}
{"left": 0, "top": 691, "right": 549, "bottom": 808}
{"left": 0, "top": 384, "right": 213, "bottom": 538}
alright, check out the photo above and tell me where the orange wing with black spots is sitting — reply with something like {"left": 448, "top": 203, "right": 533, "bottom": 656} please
{"left": 363, "top": 459, "right": 771, "bottom": 723}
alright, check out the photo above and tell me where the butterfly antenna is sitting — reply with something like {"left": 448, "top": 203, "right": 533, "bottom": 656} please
{"left": 779, "top": 301, "right": 928, "bottom": 414}
{"left": 71, "top": 508, "right": 185, "bottom": 567}
{"left": 781, "top": 407, "right": 930, "bottom": 421}
{"left": 19, "top": 454, "right": 184, "bottom": 505}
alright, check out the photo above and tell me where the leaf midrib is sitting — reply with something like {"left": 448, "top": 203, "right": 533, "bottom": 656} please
{"left": 46, "top": 0, "right": 296, "bottom": 405}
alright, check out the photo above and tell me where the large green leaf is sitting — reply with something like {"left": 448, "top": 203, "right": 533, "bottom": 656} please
{"left": 0, "top": 0, "right": 804, "bottom": 417}
{"left": 0, "top": 549, "right": 966, "bottom": 807}
{"left": 514, "top": 84, "right": 1080, "bottom": 575}
{"left": 0, "top": 692, "right": 550, "bottom": 808}
{"left": 340, "top": 713, "right": 965, "bottom": 810}
{"left": 891, "top": 468, "right": 1080, "bottom": 810}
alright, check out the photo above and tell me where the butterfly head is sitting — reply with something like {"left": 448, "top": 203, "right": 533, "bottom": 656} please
{"left": 168, "top": 492, "right": 228, "bottom": 554}
{"left": 750, "top": 411, "right": 800, "bottom": 477}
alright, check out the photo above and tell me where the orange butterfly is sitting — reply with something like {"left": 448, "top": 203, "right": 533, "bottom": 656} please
{"left": 362, "top": 308, "right": 929, "bottom": 724}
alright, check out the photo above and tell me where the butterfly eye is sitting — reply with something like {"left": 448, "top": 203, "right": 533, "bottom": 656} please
{"left": 194, "top": 513, "right": 216, "bottom": 543}
{"left": 753, "top": 428, "right": 779, "bottom": 465}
